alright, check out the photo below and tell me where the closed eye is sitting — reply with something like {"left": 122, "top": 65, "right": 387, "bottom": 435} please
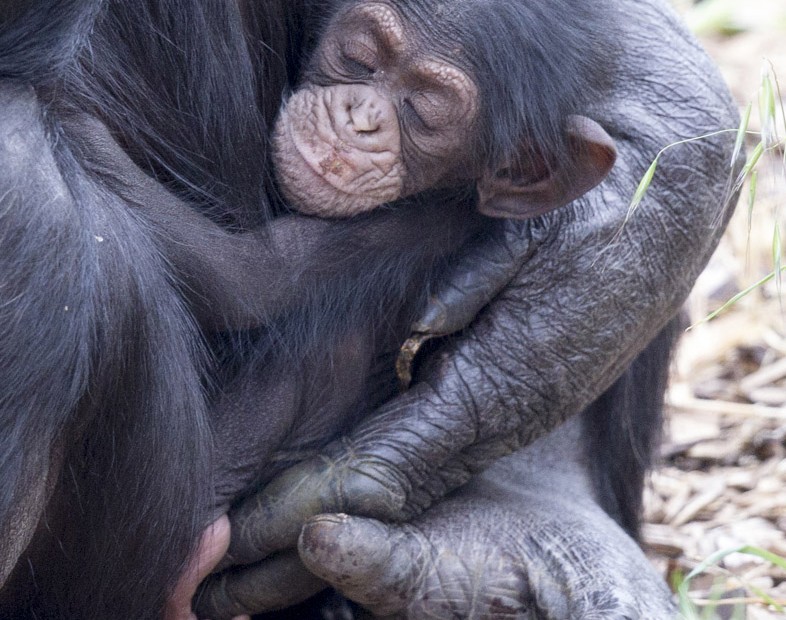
{"left": 342, "top": 55, "right": 375, "bottom": 77}
{"left": 341, "top": 38, "right": 379, "bottom": 77}
{"left": 401, "top": 98, "right": 431, "bottom": 131}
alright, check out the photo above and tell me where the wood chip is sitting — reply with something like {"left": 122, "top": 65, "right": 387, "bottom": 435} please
{"left": 670, "top": 479, "right": 727, "bottom": 527}
{"left": 740, "top": 357, "right": 786, "bottom": 392}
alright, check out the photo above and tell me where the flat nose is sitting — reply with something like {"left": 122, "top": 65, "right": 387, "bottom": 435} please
{"left": 349, "top": 97, "right": 382, "bottom": 133}
{"left": 331, "top": 85, "right": 397, "bottom": 146}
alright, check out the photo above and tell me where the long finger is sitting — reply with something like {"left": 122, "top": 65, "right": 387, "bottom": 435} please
{"left": 224, "top": 433, "right": 517, "bottom": 568}
{"left": 195, "top": 551, "right": 326, "bottom": 620}
{"left": 297, "top": 513, "right": 424, "bottom": 618}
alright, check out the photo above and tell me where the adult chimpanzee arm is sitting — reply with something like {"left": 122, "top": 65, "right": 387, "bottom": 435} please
{"left": 201, "top": 2, "right": 740, "bottom": 616}
{"left": 0, "top": 83, "right": 213, "bottom": 619}
{"left": 299, "top": 417, "right": 678, "bottom": 618}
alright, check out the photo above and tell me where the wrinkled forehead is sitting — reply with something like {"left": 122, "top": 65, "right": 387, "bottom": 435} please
{"left": 329, "top": 0, "right": 477, "bottom": 70}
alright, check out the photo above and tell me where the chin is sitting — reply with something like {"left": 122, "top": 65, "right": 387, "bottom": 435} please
{"left": 274, "top": 137, "right": 385, "bottom": 217}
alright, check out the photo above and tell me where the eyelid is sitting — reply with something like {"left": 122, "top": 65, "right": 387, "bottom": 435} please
{"left": 402, "top": 98, "right": 428, "bottom": 128}
{"left": 406, "top": 94, "right": 439, "bottom": 128}
{"left": 341, "top": 36, "right": 379, "bottom": 70}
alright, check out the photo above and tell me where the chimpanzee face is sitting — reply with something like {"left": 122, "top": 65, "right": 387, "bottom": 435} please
{"left": 273, "top": 2, "right": 480, "bottom": 217}
{"left": 273, "top": 1, "right": 617, "bottom": 221}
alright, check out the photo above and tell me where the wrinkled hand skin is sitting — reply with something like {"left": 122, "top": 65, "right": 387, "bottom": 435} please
{"left": 200, "top": 420, "right": 677, "bottom": 619}
{"left": 200, "top": 1, "right": 739, "bottom": 617}
{"left": 299, "top": 419, "right": 676, "bottom": 619}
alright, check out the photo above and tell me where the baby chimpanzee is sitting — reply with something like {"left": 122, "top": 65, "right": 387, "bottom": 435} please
{"left": 68, "top": 1, "right": 619, "bottom": 617}
{"left": 273, "top": 0, "right": 616, "bottom": 220}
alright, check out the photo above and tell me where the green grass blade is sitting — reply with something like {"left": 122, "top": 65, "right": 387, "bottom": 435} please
{"left": 760, "top": 69, "right": 778, "bottom": 147}
{"left": 743, "top": 141, "right": 765, "bottom": 177}
{"left": 736, "top": 546, "right": 786, "bottom": 571}
{"left": 734, "top": 142, "right": 765, "bottom": 194}
{"left": 747, "top": 582, "right": 785, "bottom": 613}
{"left": 699, "top": 582, "right": 726, "bottom": 620}
{"left": 678, "top": 580, "right": 701, "bottom": 620}
{"left": 627, "top": 155, "right": 659, "bottom": 221}
{"left": 681, "top": 546, "right": 786, "bottom": 613}
{"left": 732, "top": 102, "right": 752, "bottom": 168}
{"left": 772, "top": 61, "right": 786, "bottom": 141}
{"left": 773, "top": 224, "right": 783, "bottom": 303}
{"left": 691, "top": 270, "right": 781, "bottom": 327}
{"left": 747, "top": 169, "right": 758, "bottom": 239}
{"left": 685, "top": 546, "right": 747, "bottom": 580}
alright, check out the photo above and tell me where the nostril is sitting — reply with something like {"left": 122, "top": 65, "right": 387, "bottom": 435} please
{"left": 355, "top": 124, "right": 379, "bottom": 135}
{"left": 350, "top": 108, "right": 382, "bottom": 134}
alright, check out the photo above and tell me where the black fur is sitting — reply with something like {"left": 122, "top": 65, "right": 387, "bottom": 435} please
{"left": 0, "top": 86, "right": 211, "bottom": 618}
{"left": 584, "top": 317, "right": 681, "bottom": 537}
{"left": 0, "top": 0, "right": 276, "bottom": 616}
{"left": 58, "top": 0, "right": 275, "bottom": 225}
{"left": 0, "top": 0, "right": 103, "bottom": 82}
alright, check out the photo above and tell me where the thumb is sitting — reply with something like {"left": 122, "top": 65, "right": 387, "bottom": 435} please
{"left": 298, "top": 514, "right": 424, "bottom": 617}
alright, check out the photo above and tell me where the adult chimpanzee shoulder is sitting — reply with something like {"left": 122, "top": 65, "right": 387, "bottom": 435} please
{"left": 0, "top": 1, "right": 738, "bottom": 619}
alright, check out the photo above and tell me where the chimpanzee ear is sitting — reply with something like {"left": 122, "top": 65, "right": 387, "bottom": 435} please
{"left": 477, "top": 115, "right": 616, "bottom": 219}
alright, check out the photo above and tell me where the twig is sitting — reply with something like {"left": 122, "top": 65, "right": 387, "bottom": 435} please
{"left": 667, "top": 394, "right": 786, "bottom": 420}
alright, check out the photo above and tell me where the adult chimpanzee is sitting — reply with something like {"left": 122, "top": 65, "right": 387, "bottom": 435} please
{"left": 0, "top": 1, "right": 738, "bottom": 620}
{"left": 188, "top": 1, "right": 741, "bottom": 616}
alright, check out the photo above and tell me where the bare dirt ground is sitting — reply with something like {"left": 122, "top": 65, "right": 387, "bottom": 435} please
{"left": 643, "top": 2, "right": 786, "bottom": 617}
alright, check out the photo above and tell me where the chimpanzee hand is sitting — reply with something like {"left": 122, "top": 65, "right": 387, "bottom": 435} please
{"left": 197, "top": 420, "right": 678, "bottom": 619}
{"left": 297, "top": 482, "right": 677, "bottom": 619}
{"left": 194, "top": 397, "right": 519, "bottom": 619}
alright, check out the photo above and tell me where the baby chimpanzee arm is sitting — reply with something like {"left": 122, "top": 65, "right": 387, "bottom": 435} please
{"left": 62, "top": 113, "right": 333, "bottom": 329}
{"left": 64, "top": 114, "right": 477, "bottom": 332}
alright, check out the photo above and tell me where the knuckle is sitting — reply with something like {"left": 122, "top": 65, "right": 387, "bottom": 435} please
{"left": 340, "top": 458, "right": 409, "bottom": 518}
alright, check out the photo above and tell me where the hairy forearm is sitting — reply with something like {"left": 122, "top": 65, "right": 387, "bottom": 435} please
{"left": 324, "top": 8, "right": 740, "bottom": 504}
{"left": 415, "top": 0, "right": 738, "bottom": 447}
